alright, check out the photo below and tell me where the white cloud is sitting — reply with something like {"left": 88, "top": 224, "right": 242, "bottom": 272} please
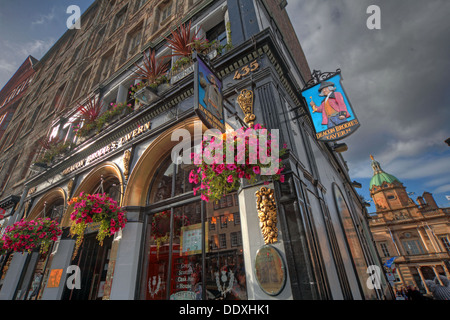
{"left": 434, "top": 184, "right": 450, "bottom": 194}
{"left": 288, "top": 0, "right": 450, "bottom": 198}
{"left": 31, "top": 7, "right": 56, "bottom": 26}
{"left": 0, "top": 38, "right": 55, "bottom": 88}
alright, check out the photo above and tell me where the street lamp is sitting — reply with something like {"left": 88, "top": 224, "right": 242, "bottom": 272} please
{"left": 332, "top": 142, "right": 348, "bottom": 153}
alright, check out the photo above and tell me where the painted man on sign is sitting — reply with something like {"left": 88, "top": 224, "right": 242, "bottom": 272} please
{"left": 309, "top": 81, "right": 350, "bottom": 129}
{"left": 301, "top": 72, "right": 360, "bottom": 141}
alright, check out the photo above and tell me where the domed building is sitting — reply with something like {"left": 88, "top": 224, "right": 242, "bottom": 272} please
{"left": 368, "top": 156, "right": 450, "bottom": 298}
{"left": 369, "top": 155, "right": 416, "bottom": 213}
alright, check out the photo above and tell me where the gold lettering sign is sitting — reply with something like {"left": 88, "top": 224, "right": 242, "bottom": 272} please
{"left": 62, "top": 121, "right": 151, "bottom": 175}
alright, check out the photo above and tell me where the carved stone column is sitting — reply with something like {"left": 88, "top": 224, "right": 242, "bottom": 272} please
{"left": 432, "top": 266, "right": 444, "bottom": 286}
{"left": 416, "top": 266, "right": 431, "bottom": 294}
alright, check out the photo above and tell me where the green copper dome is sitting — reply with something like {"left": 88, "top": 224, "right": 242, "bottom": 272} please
{"left": 370, "top": 172, "right": 399, "bottom": 189}
{"left": 369, "top": 155, "right": 400, "bottom": 189}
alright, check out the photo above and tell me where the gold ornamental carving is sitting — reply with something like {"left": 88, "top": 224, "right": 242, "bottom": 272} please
{"left": 123, "top": 150, "right": 131, "bottom": 180}
{"left": 23, "top": 200, "right": 31, "bottom": 219}
{"left": 255, "top": 187, "right": 278, "bottom": 244}
{"left": 67, "top": 179, "right": 74, "bottom": 198}
{"left": 237, "top": 89, "right": 256, "bottom": 128}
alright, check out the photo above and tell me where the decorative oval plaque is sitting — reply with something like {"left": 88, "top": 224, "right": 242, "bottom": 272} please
{"left": 254, "top": 245, "right": 286, "bottom": 296}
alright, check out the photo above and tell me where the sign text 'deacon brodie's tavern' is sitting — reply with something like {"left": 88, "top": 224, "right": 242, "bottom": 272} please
{"left": 62, "top": 121, "right": 151, "bottom": 175}
{"left": 300, "top": 72, "right": 360, "bottom": 142}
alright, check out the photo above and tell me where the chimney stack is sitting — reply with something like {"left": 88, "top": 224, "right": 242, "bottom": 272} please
{"left": 422, "top": 192, "right": 438, "bottom": 209}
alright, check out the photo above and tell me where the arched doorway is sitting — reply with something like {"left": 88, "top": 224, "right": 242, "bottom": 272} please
{"left": 13, "top": 188, "right": 66, "bottom": 300}
{"left": 61, "top": 162, "right": 123, "bottom": 300}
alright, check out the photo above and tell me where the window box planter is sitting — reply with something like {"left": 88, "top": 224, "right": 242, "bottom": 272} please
{"left": 134, "top": 85, "right": 159, "bottom": 105}
{"left": 170, "top": 62, "right": 194, "bottom": 85}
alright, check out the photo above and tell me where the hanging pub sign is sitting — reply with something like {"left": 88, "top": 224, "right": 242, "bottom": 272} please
{"left": 300, "top": 70, "right": 360, "bottom": 141}
{"left": 194, "top": 53, "right": 225, "bottom": 133}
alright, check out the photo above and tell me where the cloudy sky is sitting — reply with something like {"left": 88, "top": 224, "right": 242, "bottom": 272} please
{"left": 0, "top": 0, "right": 94, "bottom": 86}
{"left": 288, "top": 0, "right": 450, "bottom": 210}
{"left": 0, "top": 0, "right": 449, "bottom": 210}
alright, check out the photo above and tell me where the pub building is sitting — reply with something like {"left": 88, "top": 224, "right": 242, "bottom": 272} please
{"left": 0, "top": 0, "right": 392, "bottom": 300}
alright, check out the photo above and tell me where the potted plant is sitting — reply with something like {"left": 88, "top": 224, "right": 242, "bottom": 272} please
{"left": 188, "top": 124, "right": 287, "bottom": 202}
{"left": 74, "top": 96, "right": 104, "bottom": 140}
{"left": 1, "top": 218, "right": 62, "bottom": 254}
{"left": 156, "top": 75, "right": 170, "bottom": 94}
{"left": 35, "top": 136, "right": 74, "bottom": 166}
{"left": 132, "top": 49, "right": 169, "bottom": 105}
{"left": 68, "top": 192, "right": 127, "bottom": 257}
{"left": 94, "top": 102, "right": 133, "bottom": 133}
{"left": 164, "top": 20, "right": 207, "bottom": 82}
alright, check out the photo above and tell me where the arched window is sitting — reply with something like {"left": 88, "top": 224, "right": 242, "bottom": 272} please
{"left": 333, "top": 184, "right": 376, "bottom": 300}
{"left": 149, "top": 155, "right": 197, "bottom": 203}
{"left": 141, "top": 156, "right": 248, "bottom": 300}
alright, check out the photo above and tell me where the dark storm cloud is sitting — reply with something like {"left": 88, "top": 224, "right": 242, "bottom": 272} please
{"left": 288, "top": 0, "right": 450, "bottom": 194}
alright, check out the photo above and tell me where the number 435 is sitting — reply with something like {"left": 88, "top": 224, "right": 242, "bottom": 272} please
{"left": 233, "top": 60, "right": 259, "bottom": 80}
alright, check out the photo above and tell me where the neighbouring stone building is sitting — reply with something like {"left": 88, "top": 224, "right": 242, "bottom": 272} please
{"left": 368, "top": 155, "right": 450, "bottom": 296}
{"left": 0, "top": 55, "right": 37, "bottom": 261}
{"left": 0, "top": 0, "right": 392, "bottom": 300}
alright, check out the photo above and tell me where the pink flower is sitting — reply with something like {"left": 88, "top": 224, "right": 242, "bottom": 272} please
{"left": 193, "top": 186, "right": 200, "bottom": 195}
{"left": 215, "top": 164, "right": 225, "bottom": 174}
{"left": 279, "top": 175, "right": 285, "bottom": 183}
{"left": 227, "top": 175, "right": 234, "bottom": 183}
{"left": 252, "top": 166, "right": 261, "bottom": 174}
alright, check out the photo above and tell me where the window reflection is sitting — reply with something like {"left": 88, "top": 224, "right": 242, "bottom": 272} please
{"left": 205, "top": 192, "right": 247, "bottom": 300}
{"left": 144, "top": 155, "right": 248, "bottom": 300}
{"left": 333, "top": 184, "right": 375, "bottom": 300}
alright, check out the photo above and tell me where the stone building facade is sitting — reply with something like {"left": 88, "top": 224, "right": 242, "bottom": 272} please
{"left": 0, "top": 0, "right": 391, "bottom": 300}
{"left": 368, "top": 156, "right": 450, "bottom": 296}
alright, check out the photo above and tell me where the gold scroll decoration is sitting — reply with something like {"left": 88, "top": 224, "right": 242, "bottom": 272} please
{"left": 237, "top": 89, "right": 256, "bottom": 128}
{"left": 255, "top": 187, "right": 278, "bottom": 244}
{"left": 123, "top": 150, "right": 131, "bottom": 180}
{"left": 67, "top": 179, "right": 74, "bottom": 198}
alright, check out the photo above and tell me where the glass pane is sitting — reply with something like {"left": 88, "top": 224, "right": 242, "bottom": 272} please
{"left": 145, "top": 210, "right": 171, "bottom": 300}
{"left": 153, "top": 162, "right": 174, "bottom": 203}
{"left": 174, "top": 162, "right": 197, "bottom": 197}
{"left": 205, "top": 192, "right": 248, "bottom": 300}
{"left": 170, "top": 202, "right": 203, "bottom": 299}
{"left": 144, "top": 202, "right": 204, "bottom": 300}
{"left": 152, "top": 155, "right": 200, "bottom": 202}
{"left": 333, "top": 185, "right": 376, "bottom": 300}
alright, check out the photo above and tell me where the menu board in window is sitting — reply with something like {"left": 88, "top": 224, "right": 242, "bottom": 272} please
{"left": 180, "top": 222, "right": 208, "bottom": 256}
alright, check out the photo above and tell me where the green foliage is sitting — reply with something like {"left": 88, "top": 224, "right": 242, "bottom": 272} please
{"left": 36, "top": 141, "right": 74, "bottom": 165}
{"left": 75, "top": 102, "right": 134, "bottom": 137}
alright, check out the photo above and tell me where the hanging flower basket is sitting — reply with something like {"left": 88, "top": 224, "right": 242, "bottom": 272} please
{"left": 189, "top": 124, "right": 287, "bottom": 202}
{"left": 1, "top": 218, "right": 62, "bottom": 254}
{"left": 68, "top": 192, "right": 127, "bottom": 257}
